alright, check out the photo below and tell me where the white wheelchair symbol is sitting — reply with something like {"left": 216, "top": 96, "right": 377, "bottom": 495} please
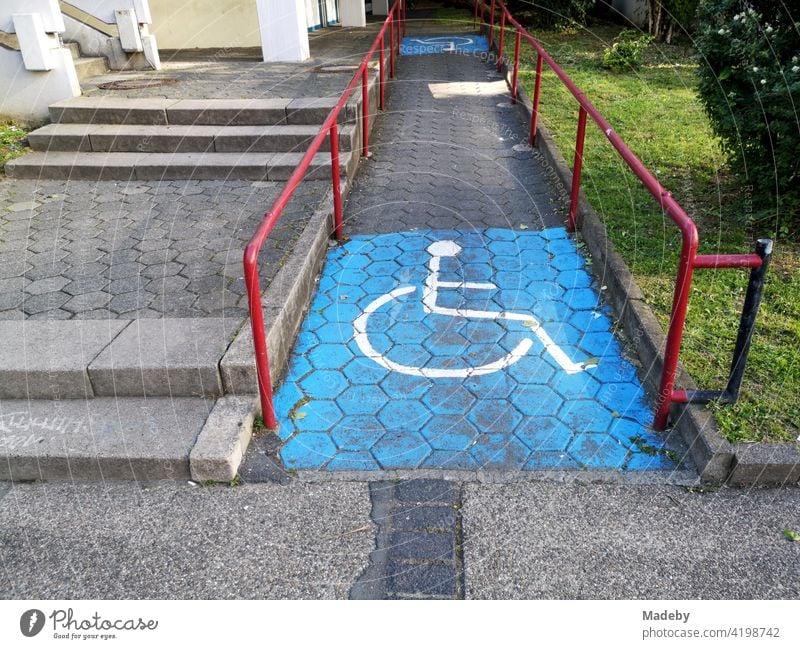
{"left": 354, "top": 240, "right": 595, "bottom": 378}
{"left": 405, "top": 36, "right": 476, "bottom": 53}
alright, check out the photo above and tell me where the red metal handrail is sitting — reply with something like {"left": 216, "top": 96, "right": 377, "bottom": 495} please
{"left": 479, "top": 0, "right": 764, "bottom": 430}
{"left": 244, "top": 1, "right": 406, "bottom": 429}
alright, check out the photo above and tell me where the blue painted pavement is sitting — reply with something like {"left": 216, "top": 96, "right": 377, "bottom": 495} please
{"left": 400, "top": 35, "right": 490, "bottom": 56}
{"left": 275, "top": 228, "right": 676, "bottom": 472}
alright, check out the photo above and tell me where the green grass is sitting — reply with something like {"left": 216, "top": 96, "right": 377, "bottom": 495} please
{"left": 0, "top": 121, "right": 29, "bottom": 172}
{"left": 495, "top": 23, "right": 799, "bottom": 443}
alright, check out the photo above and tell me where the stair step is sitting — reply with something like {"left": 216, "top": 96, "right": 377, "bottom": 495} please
{"left": 48, "top": 97, "right": 361, "bottom": 126}
{"left": 27, "top": 122, "right": 358, "bottom": 154}
{"left": 0, "top": 395, "right": 256, "bottom": 481}
{"left": 4, "top": 150, "right": 350, "bottom": 180}
{"left": 74, "top": 56, "right": 109, "bottom": 83}
{"left": 65, "top": 41, "right": 81, "bottom": 59}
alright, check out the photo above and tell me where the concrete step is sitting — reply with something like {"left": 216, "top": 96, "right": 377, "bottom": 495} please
{"left": 0, "top": 394, "right": 257, "bottom": 482}
{"left": 74, "top": 56, "right": 109, "bottom": 83}
{"left": 4, "top": 149, "right": 352, "bottom": 180}
{"left": 26, "top": 122, "right": 358, "bottom": 154}
{"left": 49, "top": 96, "right": 362, "bottom": 127}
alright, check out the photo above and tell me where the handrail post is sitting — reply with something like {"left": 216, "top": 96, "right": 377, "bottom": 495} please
{"left": 480, "top": 0, "right": 485, "bottom": 31}
{"left": 528, "top": 53, "right": 543, "bottom": 145}
{"left": 654, "top": 229, "right": 698, "bottom": 430}
{"left": 496, "top": 10, "right": 506, "bottom": 71}
{"left": 330, "top": 122, "right": 344, "bottom": 240}
{"left": 361, "top": 66, "right": 369, "bottom": 157}
{"left": 244, "top": 251, "right": 277, "bottom": 429}
{"left": 489, "top": 0, "right": 496, "bottom": 49}
{"left": 474, "top": 0, "right": 478, "bottom": 29}
{"left": 567, "top": 107, "right": 587, "bottom": 232}
{"left": 390, "top": 11, "right": 395, "bottom": 77}
{"left": 379, "top": 35, "right": 385, "bottom": 110}
{"left": 511, "top": 29, "right": 521, "bottom": 103}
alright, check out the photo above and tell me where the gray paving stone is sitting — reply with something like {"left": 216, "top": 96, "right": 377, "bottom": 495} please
{"left": 388, "top": 531, "right": 455, "bottom": 561}
{"left": 0, "top": 320, "right": 128, "bottom": 399}
{"left": 88, "top": 317, "right": 243, "bottom": 397}
{"left": 387, "top": 561, "right": 456, "bottom": 597}
{"left": 391, "top": 505, "right": 456, "bottom": 531}
{"left": 0, "top": 396, "right": 211, "bottom": 480}
{"left": 395, "top": 479, "right": 460, "bottom": 504}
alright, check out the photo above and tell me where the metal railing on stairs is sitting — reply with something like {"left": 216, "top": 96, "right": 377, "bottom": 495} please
{"left": 244, "top": 0, "right": 407, "bottom": 429}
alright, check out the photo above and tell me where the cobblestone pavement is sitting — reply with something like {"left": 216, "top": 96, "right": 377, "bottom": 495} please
{"left": 344, "top": 51, "right": 566, "bottom": 234}
{"left": 0, "top": 179, "right": 327, "bottom": 320}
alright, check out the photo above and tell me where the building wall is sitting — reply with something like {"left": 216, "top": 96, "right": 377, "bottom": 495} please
{"left": 150, "top": 0, "right": 262, "bottom": 49}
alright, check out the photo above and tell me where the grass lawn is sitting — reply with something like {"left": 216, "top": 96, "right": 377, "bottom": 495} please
{"left": 438, "top": 9, "right": 799, "bottom": 443}
{"left": 0, "top": 122, "right": 30, "bottom": 173}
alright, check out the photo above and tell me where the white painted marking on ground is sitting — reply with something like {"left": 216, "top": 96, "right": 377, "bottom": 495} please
{"left": 354, "top": 239, "right": 592, "bottom": 377}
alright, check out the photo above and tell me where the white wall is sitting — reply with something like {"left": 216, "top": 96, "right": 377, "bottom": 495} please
{"left": 150, "top": 0, "right": 263, "bottom": 49}
{"left": 0, "top": 47, "right": 80, "bottom": 124}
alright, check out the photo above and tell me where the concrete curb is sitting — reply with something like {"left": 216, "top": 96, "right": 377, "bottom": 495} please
{"left": 499, "top": 60, "right": 799, "bottom": 486}
{"left": 190, "top": 395, "right": 258, "bottom": 482}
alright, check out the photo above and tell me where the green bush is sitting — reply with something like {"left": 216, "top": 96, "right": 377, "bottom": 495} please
{"left": 601, "top": 29, "right": 654, "bottom": 71}
{"left": 694, "top": 0, "right": 800, "bottom": 228}
{"left": 507, "top": 0, "right": 596, "bottom": 29}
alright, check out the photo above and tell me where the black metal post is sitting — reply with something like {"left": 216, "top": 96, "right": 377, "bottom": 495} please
{"left": 724, "top": 238, "right": 773, "bottom": 401}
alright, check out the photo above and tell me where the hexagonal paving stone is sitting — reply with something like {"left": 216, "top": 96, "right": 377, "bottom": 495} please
{"left": 379, "top": 372, "right": 432, "bottom": 400}
{"left": 307, "top": 343, "right": 354, "bottom": 370}
{"left": 387, "top": 320, "right": 431, "bottom": 345}
{"left": 290, "top": 399, "right": 343, "bottom": 432}
{"left": 470, "top": 434, "right": 530, "bottom": 470}
{"left": 506, "top": 356, "right": 555, "bottom": 385}
{"left": 466, "top": 399, "right": 522, "bottom": 433}
{"left": 371, "top": 431, "right": 432, "bottom": 469}
{"left": 378, "top": 399, "right": 432, "bottom": 430}
{"left": 421, "top": 414, "right": 479, "bottom": 451}
{"left": 597, "top": 382, "right": 649, "bottom": 414}
{"left": 421, "top": 450, "right": 479, "bottom": 470}
{"left": 331, "top": 415, "right": 385, "bottom": 451}
{"left": 327, "top": 451, "right": 381, "bottom": 471}
{"left": 342, "top": 358, "right": 390, "bottom": 385}
{"left": 515, "top": 416, "right": 574, "bottom": 452}
{"left": 511, "top": 384, "right": 564, "bottom": 417}
{"left": 422, "top": 384, "right": 477, "bottom": 415}
{"left": 285, "top": 356, "right": 313, "bottom": 383}
{"left": 626, "top": 451, "right": 676, "bottom": 471}
{"left": 558, "top": 399, "right": 614, "bottom": 434}
{"left": 551, "top": 372, "right": 602, "bottom": 400}
{"left": 567, "top": 433, "right": 628, "bottom": 469}
{"left": 280, "top": 433, "right": 337, "bottom": 469}
{"left": 338, "top": 385, "right": 388, "bottom": 416}
{"left": 299, "top": 370, "right": 348, "bottom": 400}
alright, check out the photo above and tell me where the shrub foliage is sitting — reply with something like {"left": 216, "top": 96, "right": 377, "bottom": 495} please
{"left": 695, "top": 0, "right": 800, "bottom": 227}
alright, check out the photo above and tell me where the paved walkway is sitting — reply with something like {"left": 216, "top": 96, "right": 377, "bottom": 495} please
{"left": 0, "top": 179, "right": 325, "bottom": 320}
{"left": 263, "top": 45, "right": 683, "bottom": 473}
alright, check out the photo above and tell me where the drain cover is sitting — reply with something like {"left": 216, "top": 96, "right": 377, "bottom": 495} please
{"left": 97, "top": 78, "right": 179, "bottom": 90}
{"left": 311, "top": 64, "right": 360, "bottom": 74}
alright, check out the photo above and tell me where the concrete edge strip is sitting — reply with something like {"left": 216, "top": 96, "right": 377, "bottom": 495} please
{"left": 499, "top": 61, "right": 800, "bottom": 486}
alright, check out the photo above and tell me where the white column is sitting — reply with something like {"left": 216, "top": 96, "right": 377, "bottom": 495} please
{"left": 372, "top": 1, "right": 390, "bottom": 17}
{"left": 256, "top": 0, "right": 310, "bottom": 63}
{"left": 339, "top": 0, "right": 366, "bottom": 27}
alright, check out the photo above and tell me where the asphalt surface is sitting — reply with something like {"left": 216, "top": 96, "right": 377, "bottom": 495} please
{"left": 462, "top": 482, "right": 800, "bottom": 599}
{"left": 0, "top": 481, "right": 373, "bottom": 599}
